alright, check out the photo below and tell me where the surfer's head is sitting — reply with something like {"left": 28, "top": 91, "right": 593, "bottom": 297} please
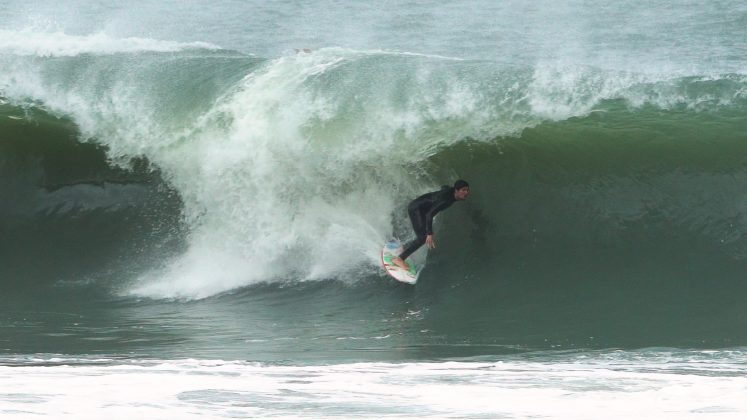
{"left": 453, "top": 180, "right": 470, "bottom": 200}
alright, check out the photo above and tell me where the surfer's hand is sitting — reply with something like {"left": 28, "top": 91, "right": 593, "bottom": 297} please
{"left": 425, "top": 234, "right": 436, "bottom": 249}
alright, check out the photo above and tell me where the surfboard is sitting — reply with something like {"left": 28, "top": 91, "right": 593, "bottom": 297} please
{"left": 381, "top": 239, "right": 422, "bottom": 284}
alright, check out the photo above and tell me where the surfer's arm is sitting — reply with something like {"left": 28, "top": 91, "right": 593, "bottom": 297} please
{"left": 424, "top": 202, "right": 451, "bottom": 235}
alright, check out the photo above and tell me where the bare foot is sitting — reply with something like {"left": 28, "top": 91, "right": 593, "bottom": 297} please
{"left": 391, "top": 257, "right": 410, "bottom": 271}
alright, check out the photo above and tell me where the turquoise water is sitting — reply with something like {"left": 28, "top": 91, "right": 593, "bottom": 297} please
{"left": 1, "top": 1, "right": 747, "bottom": 418}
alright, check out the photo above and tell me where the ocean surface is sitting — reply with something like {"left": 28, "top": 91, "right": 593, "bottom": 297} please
{"left": 1, "top": 0, "right": 747, "bottom": 418}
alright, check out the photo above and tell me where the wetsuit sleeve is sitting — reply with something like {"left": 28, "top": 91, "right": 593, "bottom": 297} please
{"left": 424, "top": 201, "right": 452, "bottom": 235}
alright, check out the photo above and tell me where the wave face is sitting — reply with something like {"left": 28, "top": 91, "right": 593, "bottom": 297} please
{"left": 1, "top": 1, "right": 747, "bottom": 351}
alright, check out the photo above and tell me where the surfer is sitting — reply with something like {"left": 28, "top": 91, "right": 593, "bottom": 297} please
{"left": 391, "top": 180, "right": 470, "bottom": 271}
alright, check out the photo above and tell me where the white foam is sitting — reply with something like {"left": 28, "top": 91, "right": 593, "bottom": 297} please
{"left": 129, "top": 49, "right": 475, "bottom": 298}
{"left": 4, "top": 45, "right": 419, "bottom": 299}
{"left": 2, "top": 351, "right": 747, "bottom": 419}
{"left": 0, "top": 29, "right": 219, "bottom": 57}
{"left": 527, "top": 62, "right": 747, "bottom": 119}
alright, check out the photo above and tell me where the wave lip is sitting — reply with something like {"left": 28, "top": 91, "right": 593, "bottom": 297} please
{"left": 0, "top": 29, "right": 221, "bottom": 57}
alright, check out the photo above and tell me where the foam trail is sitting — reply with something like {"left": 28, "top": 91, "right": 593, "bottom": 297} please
{"left": 0, "top": 29, "right": 219, "bottom": 56}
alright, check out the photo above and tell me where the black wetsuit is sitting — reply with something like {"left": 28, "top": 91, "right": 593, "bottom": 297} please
{"left": 399, "top": 186, "right": 457, "bottom": 260}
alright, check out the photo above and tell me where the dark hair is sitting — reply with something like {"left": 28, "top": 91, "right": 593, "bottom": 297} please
{"left": 454, "top": 179, "right": 469, "bottom": 190}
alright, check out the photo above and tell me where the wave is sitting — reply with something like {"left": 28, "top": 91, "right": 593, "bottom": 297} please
{"left": 1, "top": 30, "right": 746, "bottom": 300}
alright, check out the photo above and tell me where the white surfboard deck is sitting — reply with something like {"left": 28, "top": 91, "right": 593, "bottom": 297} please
{"left": 381, "top": 239, "right": 424, "bottom": 284}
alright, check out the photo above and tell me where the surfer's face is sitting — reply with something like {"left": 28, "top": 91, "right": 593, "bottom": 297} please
{"left": 455, "top": 187, "right": 470, "bottom": 200}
